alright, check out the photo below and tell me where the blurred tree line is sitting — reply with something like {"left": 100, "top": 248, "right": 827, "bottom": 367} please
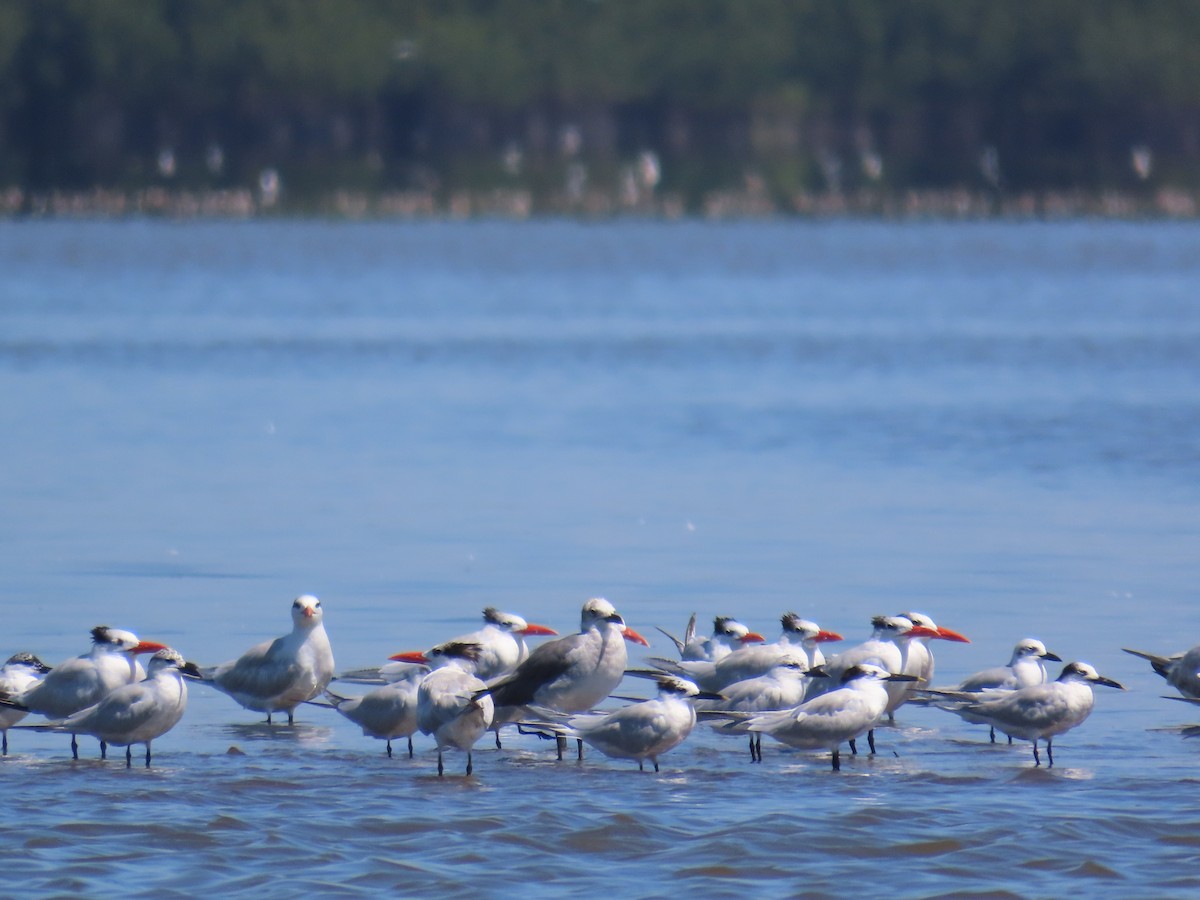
{"left": 1, "top": 0, "right": 1198, "bottom": 212}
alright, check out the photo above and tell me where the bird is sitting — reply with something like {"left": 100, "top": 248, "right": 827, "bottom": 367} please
{"left": 400, "top": 641, "right": 494, "bottom": 776}
{"left": 895, "top": 611, "right": 970, "bottom": 688}
{"left": 476, "top": 597, "right": 650, "bottom": 760}
{"left": 804, "top": 615, "right": 940, "bottom": 754}
{"left": 1123, "top": 643, "right": 1200, "bottom": 699}
{"left": 337, "top": 607, "right": 558, "bottom": 686}
{"left": 657, "top": 615, "right": 766, "bottom": 662}
{"left": 915, "top": 638, "right": 1061, "bottom": 742}
{"left": 199, "top": 594, "right": 335, "bottom": 724}
{"left": 0, "top": 652, "right": 52, "bottom": 755}
{"left": 21, "top": 648, "right": 200, "bottom": 767}
{"left": 695, "top": 654, "right": 811, "bottom": 762}
{"left": 316, "top": 663, "right": 426, "bottom": 759}
{"left": 524, "top": 675, "right": 722, "bottom": 772}
{"left": 930, "top": 661, "right": 1124, "bottom": 767}
{"left": 649, "top": 613, "right": 843, "bottom": 692}
{"left": 729, "top": 663, "right": 920, "bottom": 771}
{"left": 17, "top": 626, "right": 168, "bottom": 759}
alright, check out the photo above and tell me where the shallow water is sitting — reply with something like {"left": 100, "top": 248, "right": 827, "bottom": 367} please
{"left": 2, "top": 219, "right": 1199, "bottom": 897}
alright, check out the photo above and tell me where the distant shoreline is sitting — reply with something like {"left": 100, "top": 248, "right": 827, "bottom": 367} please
{"left": 4, "top": 185, "right": 1198, "bottom": 221}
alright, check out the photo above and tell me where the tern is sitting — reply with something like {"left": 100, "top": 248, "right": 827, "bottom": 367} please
{"left": 650, "top": 613, "right": 843, "bottom": 692}
{"left": 804, "top": 615, "right": 940, "bottom": 754}
{"left": 317, "top": 663, "right": 426, "bottom": 758}
{"left": 915, "top": 638, "right": 1061, "bottom": 742}
{"left": 0, "top": 652, "right": 51, "bottom": 755}
{"left": 1123, "top": 643, "right": 1200, "bottom": 700}
{"left": 895, "top": 611, "right": 971, "bottom": 688}
{"left": 477, "top": 598, "right": 649, "bottom": 760}
{"left": 338, "top": 607, "right": 558, "bottom": 686}
{"left": 932, "top": 661, "right": 1124, "bottom": 767}
{"left": 395, "top": 642, "right": 494, "bottom": 776}
{"left": 731, "top": 664, "right": 920, "bottom": 771}
{"left": 524, "top": 675, "right": 721, "bottom": 772}
{"left": 199, "top": 594, "right": 335, "bottom": 724}
{"left": 657, "top": 615, "right": 767, "bottom": 662}
{"left": 696, "top": 655, "right": 811, "bottom": 761}
{"left": 22, "top": 648, "right": 200, "bottom": 767}
{"left": 17, "top": 627, "right": 167, "bottom": 759}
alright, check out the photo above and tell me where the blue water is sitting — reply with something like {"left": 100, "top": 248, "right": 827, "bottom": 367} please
{"left": 2, "top": 219, "right": 1199, "bottom": 897}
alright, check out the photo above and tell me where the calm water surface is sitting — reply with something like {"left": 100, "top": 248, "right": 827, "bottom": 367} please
{"left": 2, "top": 219, "right": 1199, "bottom": 897}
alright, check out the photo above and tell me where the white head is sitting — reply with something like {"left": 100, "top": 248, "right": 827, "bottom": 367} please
{"left": 896, "top": 611, "right": 970, "bottom": 644}
{"left": 1011, "top": 638, "right": 1061, "bottom": 663}
{"left": 712, "top": 617, "right": 765, "bottom": 645}
{"left": 781, "top": 613, "right": 843, "bottom": 645}
{"left": 482, "top": 607, "right": 557, "bottom": 637}
{"left": 840, "top": 663, "right": 920, "bottom": 686}
{"left": 146, "top": 647, "right": 203, "bottom": 678}
{"left": 91, "top": 626, "right": 167, "bottom": 656}
{"left": 290, "top": 595, "right": 324, "bottom": 628}
{"left": 655, "top": 675, "right": 722, "bottom": 701}
{"left": 1055, "top": 661, "right": 1124, "bottom": 690}
{"left": 580, "top": 598, "right": 649, "bottom": 646}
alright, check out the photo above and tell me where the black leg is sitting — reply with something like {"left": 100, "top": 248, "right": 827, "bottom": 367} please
{"left": 2, "top": 731, "right": 7, "bottom": 756}
{"left": 556, "top": 734, "right": 566, "bottom": 761}
{"left": 867, "top": 729, "right": 876, "bottom": 755}
{"left": 145, "top": 744, "right": 152, "bottom": 768}
{"left": 1046, "top": 740, "right": 1054, "bottom": 768}
{"left": 71, "top": 734, "right": 79, "bottom": 759}
{"left": 466, "top": 751, "right": 473, "bottom": 776}
{"left": 639, "top": 760, "right": 644, "bottom": 772}
{"left": 407, "top": 736, "right": 414, "bottom": 759}
{"left": 848, "top": 738, "right": 858, "bottom": 755}
{"left": 125, "top": 746, "right": 132, "bottom": 768}
{"left": 989, "top": 726, "right": 996, "bottom": 743}
{"left": 653, "top": 759, "right": 660, "bottom": 773}
{"left": 287, "top": 710, "right": 295, "bottom": 726}
{"left": 577, "top": 738, "right": 584, "bottom": 761}
{"left": 495, "top": 731, "right": 502, "bottom": 749}
{"left": 100, "top": 740, "right": 107, "bottom": 760}
{"left": 437, "top": 750, "right": 444, "bottom": 776}
{"left": 832, "top": 748, "right": 841, "bottom": 771}
{"left": 1007, "top": 734, "right": 1013, "bottom": 745}
{"left": 266, "top": 713, "right": 273, "bottom": 725}
{"left": 386, "top": 739, "right": 393, "bottom": 758}
{"left": 1032, "top": 741, "right": 1041, "bottom": 766}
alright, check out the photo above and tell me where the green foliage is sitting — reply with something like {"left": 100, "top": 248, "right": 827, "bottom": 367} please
{"left": 1, "top": 0, "right": 1198, "bottom": 202}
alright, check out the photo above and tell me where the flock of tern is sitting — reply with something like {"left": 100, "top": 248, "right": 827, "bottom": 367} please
{"left": 0, "top": 594, "right": 1188, "bottom": 774}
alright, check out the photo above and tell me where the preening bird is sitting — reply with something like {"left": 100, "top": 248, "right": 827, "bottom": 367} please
{"left": 0, "top": 652, "right": 52, "bottom": 755}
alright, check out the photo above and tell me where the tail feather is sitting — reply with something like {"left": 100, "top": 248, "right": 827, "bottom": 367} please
{"left": 1123, "top": 647, "right": 1174, "bottom": 679}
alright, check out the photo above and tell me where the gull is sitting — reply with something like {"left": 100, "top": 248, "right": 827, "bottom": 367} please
{"left": 478, "top": 597, "right": 649, "bottom": 760}
{"left": 932, "top": 661, "right": 1124, "bottom": 767}
{"left": 0, "top": 652, "right": 51, "bottom": 755}
{"left": 17, "top": 627, "right": 167, "bottom": 759}
{"left": 649, "top": 613, "right": 843, "bottom": 692}
{"left": 199, "top": 594, "right": 335, "bottom": 724}
{"left": 524, "top": 675, "right": 721, "bottom": 772}
{"left": 396, "top": 641, "right": 493, "bottom": 776}
{"left": 22, "top": 648, "right": 200, "bottom": 767}
{"left": 730, "top": 664, "right": 920, "bottom": 771}
{"left": 317, "top": 663, "right": 426, "bottom": 758}
{"left": 915, "top": 638, "right": 1061, "bottom": 742}
{"left": 1123, "top": 643, "right": 1200, "bottom": 699}
{"left": 656, "top": 615, "right": 766, "bottom": 662}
